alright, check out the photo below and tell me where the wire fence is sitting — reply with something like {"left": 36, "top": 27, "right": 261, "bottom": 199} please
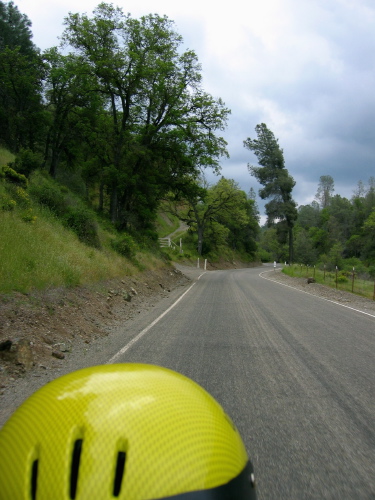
{"left": 285, "top": 264, "right": 375, "bottom": 300}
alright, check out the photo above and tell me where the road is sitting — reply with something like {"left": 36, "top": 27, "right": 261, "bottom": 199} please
{"left": 105, "top": 266, "right": 375, "bottom": 499}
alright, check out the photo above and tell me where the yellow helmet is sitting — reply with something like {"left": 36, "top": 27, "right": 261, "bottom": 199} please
{"left": 0, "top": 364, "right": 256, "bottom": 499}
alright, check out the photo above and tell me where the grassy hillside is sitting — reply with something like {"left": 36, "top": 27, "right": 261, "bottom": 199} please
{"left": 0, "top": 159, "right": 167, "bottom": 294}
{"left": 0, "top": 148, "right": 257, "bottom": 295}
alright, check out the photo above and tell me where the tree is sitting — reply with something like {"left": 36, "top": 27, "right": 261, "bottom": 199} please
{"left": 315, "top": 175, "right": 334, "bottom": 208}
{"left": 0, "top": 46, "right": 44, "bottom": 151}
{"left": 258, "top": 227, "right": 285, "bottom": 262}
{"left": 293, "top": 228, "right": 317, "bottom": 265}
{"left": 353, "top": 180, "right": 366, "bottom": 199}
{"left": 297, "top": 202, "right": 320, "bottom": 229}
{"left": 166, "top": 177, "right": 257, "bottom": 255}
{"left": 62, "top": 4, "right": 230, "bottom": 230}
{"left": 42, "top": 47, "right": 102, "bottom": 177}
{"left": 243, "top": 123, "right": 297, "bottom": 262}
{"left": 0, "top": 2, "right": 44, "bottom": 152}
{"left": 361, "top": 209, "right": 375, "bottom": 261}
{"left": 0, "top": 0, "right": 35, "bottom": 55}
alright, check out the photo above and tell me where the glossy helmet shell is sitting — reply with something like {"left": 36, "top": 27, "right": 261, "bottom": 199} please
{"left": 0, "top": 364, "right": 255, "bottom": 499}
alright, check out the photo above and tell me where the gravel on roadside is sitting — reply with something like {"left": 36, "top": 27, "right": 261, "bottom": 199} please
{"left": 263, "top": 268, "right": 375, "bottom": 316}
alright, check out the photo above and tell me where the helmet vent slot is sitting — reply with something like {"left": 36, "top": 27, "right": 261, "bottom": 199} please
{"left": 113, "top": 451, "right": 126, "bottom": 497}
{"left": 70, "top": 439, "right": 83, "bottom": 499}
{"left": 31, "top": 459, "right": 38, "bottom": 500}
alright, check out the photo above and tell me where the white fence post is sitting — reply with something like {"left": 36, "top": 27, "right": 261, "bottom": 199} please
{"left": 197, "top": 258, "right": 200, "bottom": 268}
{"left": 204, "top": 259, "right": 207, "bottom": 270}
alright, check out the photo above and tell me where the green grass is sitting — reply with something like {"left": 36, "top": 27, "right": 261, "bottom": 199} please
{"left": 283, "top": 264, "right": 375, "bottom": 300}
{"left": 0, "top": 147, "right": 15, "bottom": 167}
{"left": 0, "top": 208, "right": 140, "bottom": 293}
{"left": 0, "top": 146, "right": 256, "bottom": 294}
{"left": 0, "top": 166, "right": 169, "bottom": 293}
{"left": 155, "top": 211, "right": 180, "bottom": 238}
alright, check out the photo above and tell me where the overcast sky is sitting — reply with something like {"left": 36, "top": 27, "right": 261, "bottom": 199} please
{"left": 18, "top": 0, "right": 375, "bottom": 217}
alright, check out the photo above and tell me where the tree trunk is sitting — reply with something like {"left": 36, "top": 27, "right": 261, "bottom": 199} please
{"left": 49, "top": 149, "right": 59, "bottom": 178}
{"left": 110, "top": 185, "right": 118, "bottom": 224}
{"left": 98, "top": 182, "right": 104, "bottom": 213}
{"left": 197, "top": 224, "right": 204, "bottom": 255}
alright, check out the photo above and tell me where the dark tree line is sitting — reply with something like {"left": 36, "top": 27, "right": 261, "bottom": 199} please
{"left": 258, "top": 175, "right": 375, "bottom": 269}
{"left": 293, "top": 176, "right": 375, "bottom": 268}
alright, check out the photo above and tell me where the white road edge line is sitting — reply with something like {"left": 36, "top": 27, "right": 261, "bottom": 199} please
{"left": 260, "top": 269, "right": 375, "bottom": 319}
{"left": 107, "top": 272, "right": 206, "bottom": 364}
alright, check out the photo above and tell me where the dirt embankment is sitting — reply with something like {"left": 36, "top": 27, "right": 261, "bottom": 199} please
{"left": 0, "top": 266, "right": 191, "bottom": 392}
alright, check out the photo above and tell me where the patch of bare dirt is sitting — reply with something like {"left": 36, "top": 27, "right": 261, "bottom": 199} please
{"left": 0, "top": 266, "right": 190, "bottom": 393}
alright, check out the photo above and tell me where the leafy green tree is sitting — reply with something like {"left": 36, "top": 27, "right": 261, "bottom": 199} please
{"left": 293, "top": 228, "right": 317, "bottom": 265}
{"left": 62, "top": 3, "right": 230, "bottom": 230}
{"left": 353, "top": 180, "right": 366, "bottom": 199}
{"left": 243, "top": 123, "right": 297, "bottom": 262}
{"left": 209, "top": 179, "right": 258, "bottom": 254}
{"left": 361, "top": 209, "right": 375, "bottom": 261}
{"left": 292, "top": 176, "right": 375, "bottom": 265}
{"left": 258, "top": 227, "right": 285, "bottom": 262}
{"left": 0, "top": 2, "right": 44, "bottom": 151}
{"left": 297, "top": 202, "right": 320, "bottom": 229}
{"left": 364, "top": 209, "right": 375, "bottom": 231}
{"left": 0, "top": 46, "right": 44, "bottom": 151}
{"left": 42, "top": 47, "right": 102, "bottom": 177}
{"left": 328, "top": 242, "right": 344, "bottom": 269}
{"left": 345, "top": 234, "right": 364, "bottom": 259}
{"left": 328, "top": 195, "right": 354, "bottom": 242}
{"left": 365, "top": 177, "right": 375, "bottom": 214}
{"left": 167, "top": 177, "right": 257, "bottom": 255}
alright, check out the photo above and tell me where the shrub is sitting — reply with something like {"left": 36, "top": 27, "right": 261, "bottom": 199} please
{"left": 29, "top": 172, "right": 66, "bottom": 215}
{"left": 21, "top": 208, "right": 37, "bottom": 223}
{"left": 337, "top": 274, "right": 348, "bottom": 283}
{"left": 342, "top": 258, "right": 367, "bottom": 274}
{"left": 9, "top": 149, "right": 43, "bottom": 177}
{"left": 111, "top": 233, "right": 137, "bottom": 258}
{"left": 63, "top": 206, "right": 101, "bottom": 248}
{"left": 1, "top": 166, "right": 28, "bottom": 188}
{"left": 258, "top": 248, "right": 272, "bottom": 262}
{"left": 13, "top": 186, "right": 31, "bottom": 208}
{"left": 29, "top": 172, "right": 101, "bottom": 248}
{"left": 0, "top": 195, "right": 16, "bottom": 211}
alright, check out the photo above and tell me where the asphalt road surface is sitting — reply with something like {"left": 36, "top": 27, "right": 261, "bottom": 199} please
{"left": 105, "top": 266, "right": 375, "bottom": 499}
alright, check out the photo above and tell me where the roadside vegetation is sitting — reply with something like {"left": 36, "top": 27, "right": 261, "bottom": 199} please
{"left": 256, "top": 173, "right": 375, "bottom": 294}
{"left": 282, "top": 263, "right": 375, "bottom": 301}
{"left": 0, "top": 166, "right": 165, "bottom": 293}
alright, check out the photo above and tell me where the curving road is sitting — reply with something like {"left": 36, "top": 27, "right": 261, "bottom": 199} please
{"left": 105, "top": 266, "right": 375, "bottom": 499}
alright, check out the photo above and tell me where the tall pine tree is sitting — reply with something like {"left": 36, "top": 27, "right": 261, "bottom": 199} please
{"left": 244, "top": 123, "right": 297, "bottom": 262}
